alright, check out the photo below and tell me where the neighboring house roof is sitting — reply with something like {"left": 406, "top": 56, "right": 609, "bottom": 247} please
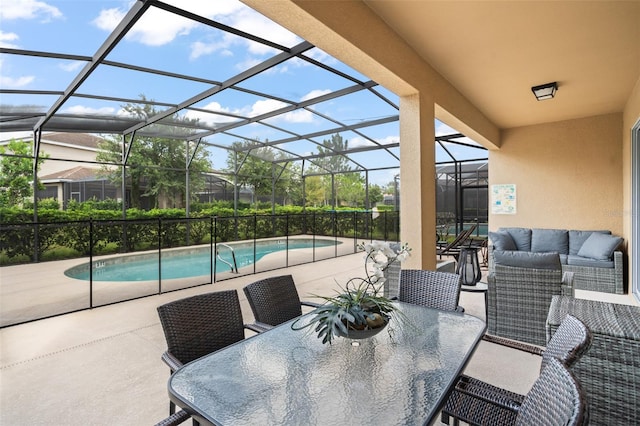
{"left": 1, "top": 132, "right": 104, "bottom": 151}
{"left": 42, "top": 132, "right": 104, "bottom": 150}
{"left": 40, "top": 166, "right": 104, "bottom": 182}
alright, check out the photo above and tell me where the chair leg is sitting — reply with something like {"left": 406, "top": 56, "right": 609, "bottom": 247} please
{"left": 441, "top": 412, "right": 450, "bottom": 425}
{"left": 170, "top": 400, "right": 175, "bottom": 415}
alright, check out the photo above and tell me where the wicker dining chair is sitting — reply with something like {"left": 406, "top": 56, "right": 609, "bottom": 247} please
{"left": 487, "top": 250, "right": 574, "bottom": 346}
{"left": 398, "top": 269, "right": 463, "bottom": 312}
{"left": 243, "top": 274, "right": 320, "bottom": 331}
{"left": 441, "top": 314, "right": 592, "bottom": 426}
{"left": 157, "top": 290, "right": 261, "bottom": 416}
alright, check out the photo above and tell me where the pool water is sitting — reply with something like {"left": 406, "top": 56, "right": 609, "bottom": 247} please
{"left": 65, "top": 238, "right": 339, "bottom": 282}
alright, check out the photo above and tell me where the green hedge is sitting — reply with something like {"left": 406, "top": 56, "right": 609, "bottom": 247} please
{"left": 0, "top": 203, "right": 397, "bottom": 265}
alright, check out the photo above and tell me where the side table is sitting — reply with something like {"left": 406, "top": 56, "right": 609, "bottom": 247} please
{"left": 460, "top": 281, "right": 488, "bottom": 321}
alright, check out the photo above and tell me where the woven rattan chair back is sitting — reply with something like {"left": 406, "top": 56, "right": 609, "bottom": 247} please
{"left": 243, "top": 275, "right": 304, "bottom": 326}
{"left": 488, "top": 262, "right": 565, "bottom": 346}
{"left": 157, "top": 290, "right": 245, "bottom": 365}
{"left": 515, "top": 357, "right": 589, "bottom": 426}
{"left": 541, "top": 314, "right": 592, "bottom": 372}
{"left": 398, "top": 269, "right": 462, "bottom": 311}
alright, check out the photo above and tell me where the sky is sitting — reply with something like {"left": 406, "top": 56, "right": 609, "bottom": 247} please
{"left": 0, "top": 0, "right": 485, "bottom": 185}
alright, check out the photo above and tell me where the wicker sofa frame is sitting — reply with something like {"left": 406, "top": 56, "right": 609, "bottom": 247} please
{"left": 547, "top": 295, "right": 640, "bottom": 425}
{"left": 489, "top": 246, "right": 624, "bottom": 294}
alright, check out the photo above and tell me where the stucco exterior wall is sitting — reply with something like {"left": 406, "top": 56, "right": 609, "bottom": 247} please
{"left": 40, "top": 143, "right": 98, "bottom": 176}
{"left": 489, "top": 113, "right": 623, "bottom": 236}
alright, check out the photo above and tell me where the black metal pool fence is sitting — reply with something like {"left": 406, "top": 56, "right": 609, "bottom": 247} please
{"left": 0, "top": 211, "right": 400, "bottom": 328}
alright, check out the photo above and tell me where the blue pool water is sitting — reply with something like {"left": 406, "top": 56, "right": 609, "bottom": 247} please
{"left": 65, "top": 238, "right": 339, "bottom": 282}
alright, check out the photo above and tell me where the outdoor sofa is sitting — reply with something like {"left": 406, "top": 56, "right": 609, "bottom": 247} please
{"left": 488, "top": 227, "right": 624, "bottom": 294}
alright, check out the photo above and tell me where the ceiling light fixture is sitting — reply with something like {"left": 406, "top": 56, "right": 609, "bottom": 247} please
{"left": 531, "top": 82, "right": 558, "bottom": 101}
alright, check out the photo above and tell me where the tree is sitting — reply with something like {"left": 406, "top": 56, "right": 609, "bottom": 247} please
{"left": 368, "top": 184, "right": 384, "bottom": 207}
{"left": 96, "top": 97, "right": 211, "bottom": 209}
{"left": 314, "top": 133, "right": 351, "bottom": 173}
{"left": 225, "top": 139, "right": 302, "bottom": 205}
{"left": 336, "top": 171, "right": 365, "bottom": 207}
{"left": 0, "top": 139, "right": 47, "bottom": 207}
{"left": 304, "top": 175, "right": 325, "bottom": 207}
{"left": 307, "top": 133, "right": 355, "bottom": 206}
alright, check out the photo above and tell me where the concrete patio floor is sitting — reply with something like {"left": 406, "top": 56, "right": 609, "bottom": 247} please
{"left": 1, "top": 253, "right": 636, "bottom": 425}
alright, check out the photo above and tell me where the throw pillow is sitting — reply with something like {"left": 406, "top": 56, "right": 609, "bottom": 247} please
{"left": 531, "top": 229, "right": 569, "bottom": 254}
{"left": 499, "top": 227, "right": 532, "bottom": 251}
{"left": 568, "top": 230, "right": 611, "bottom": 255}
{"left": 489, "top": 231, "right": 516, "bottom": 251}
{"left": 577, "top": 233, "right": 622, "bottom": 261}
{"left": 493, "top": 250, "right": 561, "bottom": 270}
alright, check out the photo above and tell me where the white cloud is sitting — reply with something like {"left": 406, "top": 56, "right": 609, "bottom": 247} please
{"left": 235, "top": 57, "right": 263, "bottom": 71}
{"left": 248, "top": 99, "right": 286, "bottom": 117}
{"left": 130, "top": 9, "right": 198, "bottom": 46}
{"left": 92, "top": 7, "right": 127, "bottom": 32}
{"left": 0, "top": 31, "right": 20, "bottom": 48}
{"left": 93, "top": 5, "right": 198, "bottom": 47}
{"left": 282, "top": 109, "right": 314, "bottom": 123}
{"left": 164, "top": 0, "right": 245, "bottom": 19}
{"left": 344, "top": 135, "right": 399, "bottom": 149}
{"left": 184, "top": 101, "right": 241, "bottom": 126}
{"left": 0, "top": 0, "right": 62, "bottom": 22}
{"left": 231, "top": 10, "right": 300, "bottom": 55}
{"left": 303, "top": 47, "right": 335, "bottom": 66}
{"left": 301, "top": 89, "right": 331, "bottom": 102}
{"left": 63, "top": 105, "right": 116, "bottom": 115}
{"left": 59, "top": 61, "right": 85, "bottom": 72}
{"left": 377, "top": 135, "right": 400, "bottom": 146}
{"left": 0, "top": 75, "right": 34, "bottom": 88}
{"left": 251, "top": 99, "right": 315, "bottom": 123}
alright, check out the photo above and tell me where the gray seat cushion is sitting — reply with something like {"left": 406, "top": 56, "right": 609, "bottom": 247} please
{"left": 531, "top": 228, "right": 569, "bottom": 254}
{"left": 567, "top": 255, "right": 615, "bottom": 268}
{"left": 493, "top": 250, "right": 561, "bottom": 270}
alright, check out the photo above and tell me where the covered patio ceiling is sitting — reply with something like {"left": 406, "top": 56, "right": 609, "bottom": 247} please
{"left": 0, "top": 0, "right": 485, "bottom": 183}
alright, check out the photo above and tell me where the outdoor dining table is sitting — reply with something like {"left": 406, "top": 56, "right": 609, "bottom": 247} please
{"left": 167, "top": 301, "right": 486, "bottom": 426}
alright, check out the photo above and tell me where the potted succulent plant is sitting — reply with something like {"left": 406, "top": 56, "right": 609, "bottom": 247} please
{"left": 293, "top": 241, "right": 411, "bottom": 344}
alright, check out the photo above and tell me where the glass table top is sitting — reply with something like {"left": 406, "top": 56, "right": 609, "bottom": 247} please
{"left": 168, "top": 302, "right": 486, "bottom": 426}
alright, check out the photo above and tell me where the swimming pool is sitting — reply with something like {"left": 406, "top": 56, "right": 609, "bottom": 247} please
{"left": 65, "top": 238, "right": 340, "bottom": 282}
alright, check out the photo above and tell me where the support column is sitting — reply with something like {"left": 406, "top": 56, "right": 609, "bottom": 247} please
{"left": 400, "top": 92, "right": 436, "bottom": 270}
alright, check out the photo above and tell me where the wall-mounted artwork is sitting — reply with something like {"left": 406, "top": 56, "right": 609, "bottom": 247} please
{"left": 491, "top": 184, "right": 516, "bottom": 214}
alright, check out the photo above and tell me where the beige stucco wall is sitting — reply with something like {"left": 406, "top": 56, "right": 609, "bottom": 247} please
{"left": 489, "top": 113, "right": 623, "bottom": 236}
{"left": 39, "top": 143, "right": 97, "bottom": 176}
